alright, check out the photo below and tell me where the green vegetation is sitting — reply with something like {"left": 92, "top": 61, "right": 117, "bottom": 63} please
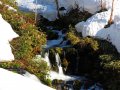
{"left": 67, "top": 25, "right": 80, "bottom": 45}
{"left": 67, "top": 25, "right": 99, "bottom": 51}
{"left": 0, "top": 0, "right": 46, "bottom": 60}
{"left": 0, "top": 57, "right": 51, "bottom": 85}
{"left": 53, "top": 8, "right": 92, "bottom": 28}
{"left": 66, "top": 25, "right": 120, "bottom": 89}
{"left": 0, "top": 0, "right": 120, "bottom": 89}
{"left": 0, "top": 0, "right": 51, "bottom": 86}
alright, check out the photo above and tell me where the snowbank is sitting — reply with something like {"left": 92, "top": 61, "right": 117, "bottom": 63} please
{"left": 23, "top": 71, "right": 41, "bottom": 82}
{"left": 0, "top": 14, "right": 19, "bottom": 61}
{"left": 75, "top": 2, "right": 120, "bottom": 53}
{"left": 0, "top": 68, "right": 54, "bottom": 90}
{"left": 16, "top": 0, "right": 117, "bottom": 21}
{"left": 16, "top": 0, "right": 58, "bottom": 21}
{"left": 75, "top": 10, "right": 111, "bottom": 37}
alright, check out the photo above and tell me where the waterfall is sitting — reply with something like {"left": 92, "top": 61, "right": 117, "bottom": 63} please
{"left": 44, "top": 52, "right": 51, "bottom": 67}
{"left": 55, "top": 53, "right": 64, "bottom": 75}
{"left": 41, "top": 28, "right": 102, "bottom": 90}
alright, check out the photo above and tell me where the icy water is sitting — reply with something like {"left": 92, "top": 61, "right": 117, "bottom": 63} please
{"left": 41, "top": 26, "right": 103, "bottom": 90}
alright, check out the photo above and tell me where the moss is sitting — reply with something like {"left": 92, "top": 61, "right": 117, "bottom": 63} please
{"left": 52, "top": 8, "right": 92, "bottom": 28}
{"left": 99, "top": 54, "right": 114, "bottom": 63}
{"left": 97, "top": 39, "right": 118, "bottom": 54}
{"left": 0, "top": 56, "right": 50, "bottom": 86}
{"left": 55, "top": 47, "right": 63, "bottom": 55}
{"left": 0, "top": 61, "right": 23, "bottom": 69}
{"left": 0, "top": 0, "right": 50, "bottom": 86}
{"left": 67, "top": 25, "right": 99, "bottom": 52}
{"left": 67, "top": 25, "right": 80, "bottom": 45}
{"left": 0, "top": 0, "right": 46, "bottom": 60}
{"left": 62, "top": 58, "right": 69, "bottom": 68}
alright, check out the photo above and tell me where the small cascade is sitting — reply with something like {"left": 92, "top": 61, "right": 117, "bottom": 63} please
{"left": 44, "top": 52, "right": 51, "bottom": 67}
{"left": 59, "top": 40, "right": 68, "bottom": 47}
{"left": 55, "top": 53, "right": 64, "bottom": 75}
{"left": 40, "top": 28, "right": 103, "bottom": 90}
{"left": 46, "top": 29, "right": 66, "bottom": 49}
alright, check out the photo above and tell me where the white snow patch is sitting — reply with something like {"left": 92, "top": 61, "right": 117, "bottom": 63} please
{"left": 16, "top": 0, "right": 120, "bottom": 21}
{"left": 23, "top": 71, "right": 41, "bottom": 82}
{"left": 5, "top": 5, "right": 17, "bottom": 12}
{"left": 76, "top": 10, "right": 111, "bottom": 37}
{"left": 103, "top": 22, "right": 120, "bottom": 52}
{"left": 0, "top": 68, "right": 55, "bottom": 90}
{"left": 75, "top": 4, "right": 120, "bottom": 53}
{"left": 0, "top": 14, "right": 19, "bottom": 61}
{"left": 0, "top": 1, "right": 2, "bottom": 5}
{"left": 16, "top": 0, "right": 58, "bottom": 21}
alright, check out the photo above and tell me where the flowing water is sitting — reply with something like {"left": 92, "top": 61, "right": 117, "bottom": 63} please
{"left": 41, "top": 27, "right": 103, "bottom": 90}
{"left": 55, "top": 53, "right": 64, "bottom": 75}
{"left": 44, "top": 52, "right": 51, "bottom": 67}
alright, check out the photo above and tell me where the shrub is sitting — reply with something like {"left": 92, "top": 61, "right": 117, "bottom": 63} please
{"left": 55, "top": 47, "right": 63, "bottom": 55}
{"left": 0, "top": 0, "right": 50, "bottom": 86}
{"left": 99, "top": 54, "right": 114, "bottom": 63}
{"left": 0, "top": 61, "right": 22, "bottom": 69}
{"left": 0, "top": 0, "right": 46, "bottom": 61}
{"left": 62, "top": 58, "right": 68, "bottom": 68}
{"left": 67, "top": 25, "right": 80, "bottom": 45}
{"left": 97, "top": 39, "right": 117, "bottom": 54}
{"left": 0, "top": 2, "right": 47, "bottom": 60}
{"left": 53, "top": 7, "right": 92, "bottom": 28}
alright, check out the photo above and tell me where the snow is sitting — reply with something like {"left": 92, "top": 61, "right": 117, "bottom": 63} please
{"left": 0, "top": 14, "right": 19, "bottom": 61}
{"left": 16, "top": 0, "right": 58, "bottom": 21}
{"left": 0, "top": 68, "right": 55, "bottom": 90}
{"left": 0, "top": 1, "right": 2, "bottom": 5}
{"left": 16, "top": 0, "right": 118, "bottom": 21}
{"left": 75, "top": 1, "right": 120, "bottom": 53}
{"left": 5, "top": 5, "right": 17, "bottom": 12}
{"left": 23, "top": 71, "right": 41, "bottom": 82}
{"left": 75, "top": 10, "right": 111, "bottom": 37}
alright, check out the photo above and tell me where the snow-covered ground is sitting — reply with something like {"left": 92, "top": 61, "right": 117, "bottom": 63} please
{"left": 0, "top": 68, "right": 55, "bottom": 90}
{"left": 75, "top": 0, "right": 120, "bottom": 53}
{"left": 16, "top": 0, "right": 118, "bottom": 21}
{"left": 0, "top": 14, "right": 19, "bottom": 61}
{"left": 16, "top": 0, "right": 58, "bottom": 21}
{"left": 23, "top": 71, "right": 41, "bottom": 82}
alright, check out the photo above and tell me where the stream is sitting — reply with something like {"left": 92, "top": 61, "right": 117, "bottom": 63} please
{"left": 40, "top": 26, "right": 103, "bottom": 90}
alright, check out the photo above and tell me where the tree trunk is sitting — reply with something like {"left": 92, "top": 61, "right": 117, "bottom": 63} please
{"left": 55, "top": 0, "right": 60, "bottom": 18}
{"left": 108, "top": 0, "right": 115, "bottom": 25}
{"left": 101, "top": 0, "right": 103, "bottom": 10}
{"left": 35, "top": 0, "right": 37, "bottom": 24}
